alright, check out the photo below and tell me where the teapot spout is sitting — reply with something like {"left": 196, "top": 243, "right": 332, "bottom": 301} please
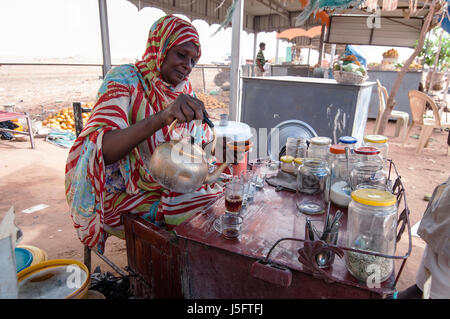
{"left": 204, "top": 163, "right": 229, "bottom": 184}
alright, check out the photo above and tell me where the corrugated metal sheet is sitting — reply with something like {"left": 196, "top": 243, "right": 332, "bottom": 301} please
{"left": 127, "top": 0, "right": 429, "bottom": 37}
{"left": 326, "top": 15, "right": 423, "bottom": 47}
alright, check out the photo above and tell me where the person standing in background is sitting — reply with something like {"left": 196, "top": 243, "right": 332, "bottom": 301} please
{"left": 255, "top": 42, "right": 268, "bottom": 77}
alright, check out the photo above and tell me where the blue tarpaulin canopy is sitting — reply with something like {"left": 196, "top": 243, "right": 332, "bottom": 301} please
{"left": 344, "top": 45, "right": 367, "bottom": 67}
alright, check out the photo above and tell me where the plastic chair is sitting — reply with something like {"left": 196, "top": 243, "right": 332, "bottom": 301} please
{"left": 407, "top": 90, "right": 450, "bottom": 155}
{"left": 374, "top": 80, "right": 410, "bottom": 141}
{"left": 72, "top": 102, "right": 128, "bottom": 277}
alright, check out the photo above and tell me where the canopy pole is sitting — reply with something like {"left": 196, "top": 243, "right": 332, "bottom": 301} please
{"left": 318, "top": 25, "right": 325, "bottom": 66}
{"left": 229, "top": 0, "right": 244, "bottom": 122}
{"left": 252, "top": 32, "right": 258, "bottom": 76}
{"left": 275, "top": 38, "right": 280, "bottom": 65}
{"left": 98, "top": 0, "right": 112, "bottom": 78}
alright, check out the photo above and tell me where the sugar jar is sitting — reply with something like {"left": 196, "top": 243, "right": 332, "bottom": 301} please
{"left": 346, "top": 188, "right": 397, "bottom": 283}
{"left": 328, "top": 145, "right": 358, "bottom": 207}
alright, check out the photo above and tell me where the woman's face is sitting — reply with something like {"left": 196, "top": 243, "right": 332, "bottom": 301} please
{"left": 160, "top": 41, "right": 199, "bottom": 86}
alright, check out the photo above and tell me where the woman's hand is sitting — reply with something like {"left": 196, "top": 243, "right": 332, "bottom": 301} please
{"left": 160, "top": 93, "right": 209, "bottom": 126}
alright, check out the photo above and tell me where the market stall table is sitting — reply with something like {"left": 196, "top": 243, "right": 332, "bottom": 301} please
{"left": 124, "top": 178, "right": 410, "bottom": 299}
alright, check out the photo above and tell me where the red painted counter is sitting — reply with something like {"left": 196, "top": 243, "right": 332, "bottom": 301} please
{"left": 124, "top": 183, "right": 407, "bottom": 299}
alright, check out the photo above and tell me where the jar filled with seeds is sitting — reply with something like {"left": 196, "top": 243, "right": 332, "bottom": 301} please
{"left": 346, "top": 188, "right": 397, "bottom": 283}
{"left": 296, "top": 158, "right": 330, "bottom": 215}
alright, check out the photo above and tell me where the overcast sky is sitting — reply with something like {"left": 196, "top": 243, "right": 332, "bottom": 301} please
{"left": 0, "top": 0, "right": 413, "bottom": 64}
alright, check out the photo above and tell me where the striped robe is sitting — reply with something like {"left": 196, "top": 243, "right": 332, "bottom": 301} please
{"left": 65, "top": 15, "right": 223, "bottom": 252}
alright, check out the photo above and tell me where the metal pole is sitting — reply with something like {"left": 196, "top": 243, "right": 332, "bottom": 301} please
{"left": 229, "top": 0, "right": 244, "bottom": 122}
{"left": 318, "top": 25, "right": 325, "bottom": 66}
{"left": 275, "top": 38, "right": 280, "bottom": 65}
{"left": 202, "top": 67, "right": 206, "bottom": 93}
{"left": 98, "top": 0, "right": 112, "bottom": 78}
{"left": 252, "top": 32, "right": 258, "bottom": 76}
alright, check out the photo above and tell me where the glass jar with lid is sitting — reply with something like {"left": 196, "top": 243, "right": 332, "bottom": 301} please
{"left": 354, "top": 147, "right": 384, "bottom": 167}
{"left": 296, "top": 158, "right": 330, "bottom": 215}
{"left": 338, "top": 136, "right": 358, "bottom": 152}
{"left": 293, "top": 157, "right": 303, "bottom": 172}
{"left": 346, "top": 188, "right": 397, "bottom": 283}
{"left": 363, "top": 135, "right": 389, "bottom": 165}
{"left": 280, "top": 155, "right": 295, "bottom": 175}
{"left": 350, "top": 161, "right": 387, "bottom": 191}
{"left": 328, "top": 145, "right": 358, "bottom": 207}
{"left": 307, "top": 136, "right": 332, "bottom": 161}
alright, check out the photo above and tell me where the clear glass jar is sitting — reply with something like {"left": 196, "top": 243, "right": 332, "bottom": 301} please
{"left": 363, "top": 135, "right": 389, "bottom": 165}
{"left": 350, "top": 161, "right": 387, "bottom": 190}
{"left": 294, "top": 157, "right": 303, "bottom": 172}
{"left": 354, "top": 147, "right": 384, "bottom": 167}
{"left": 296, "top": 138, "right": 308, "bottom": 158}
{"left": 285, "top": 137, "right": 300, "bottom": 157}
{"left": 296, "top": 158, "right": 330, "bottom": 215}
{"left": 346, "top": 188, "right": 397, "bottom": 283}
{"left": 339, "top": 136, "right": 358, "bottom": 153}
{"left": 328, "top": 145, "right": 358, "bottom": 207}
{"left": 280, "top": 155, "right": 295, "bottom": 175}
{"left": 308, "top": 136, "right": 331, "bottom": 161}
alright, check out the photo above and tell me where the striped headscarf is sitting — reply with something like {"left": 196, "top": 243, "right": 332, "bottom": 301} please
{"left": 135, "top": 15, "right": 202, "bottom": 111}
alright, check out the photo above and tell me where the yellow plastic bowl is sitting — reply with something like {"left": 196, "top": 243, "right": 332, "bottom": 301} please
{"left": 17, "top": 259, "right": 90, "bottom": 299}
{"left": 16, "top": 245, "right": 48, "bottom": 266}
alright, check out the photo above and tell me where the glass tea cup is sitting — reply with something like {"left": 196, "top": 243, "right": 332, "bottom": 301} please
{"left": 240, "top": 169, "right": 255, "bottom": 205}
{"left": 251, "top": 160, "right": 269, "bottom": 189}
{"left": 225, "top": 177, "right": 244, "bottom": 214}
{"left": 220, "top": 214, "right": 243, "bottom": 239}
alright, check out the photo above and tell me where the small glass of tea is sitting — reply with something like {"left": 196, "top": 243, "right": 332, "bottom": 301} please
{"left": 225, "top": 177, "right": 244, "bottom": 214}
{"left": 220, "top": 214, "right": 243, "bottom": 239}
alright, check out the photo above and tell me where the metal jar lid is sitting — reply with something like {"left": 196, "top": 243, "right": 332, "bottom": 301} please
{"left": 329, "top": 144, "right": 346, "bottom": 154}
{"left": 310, "top": 136, "right": 332, "bottom": 146}
{"left": 354, "top": 146, "right": 380, "bottom": 155}
{"left": 339, "top": 136, "right": 357, "bottom": 144}
{"left": 364, "top": 134, "right": 388, "bottom": 144}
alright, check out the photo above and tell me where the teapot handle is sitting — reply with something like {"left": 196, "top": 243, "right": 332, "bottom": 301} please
{"left": 167, "top": 119, "right": 178, "bottom": 134}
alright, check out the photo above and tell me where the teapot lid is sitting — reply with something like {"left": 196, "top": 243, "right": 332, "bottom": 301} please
{"left": 213, "top": 120, "right": 252, "bottom": 142}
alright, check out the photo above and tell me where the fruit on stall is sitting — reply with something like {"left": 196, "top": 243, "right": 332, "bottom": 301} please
{"left": 195, "top": 93, "right": 227, "bottom": 109}
{"left": 382, "top": 48, "right": 399, "bottom": 58}
{"left": 42, "top": 102, "right": 92, "bottom": 133}
{"left": 334, "top": 55, "right": 367, "bottom": 76}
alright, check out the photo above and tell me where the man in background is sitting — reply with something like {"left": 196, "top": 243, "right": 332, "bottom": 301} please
{"left": 255, "top": 42, "right": 268, "bottom": 76}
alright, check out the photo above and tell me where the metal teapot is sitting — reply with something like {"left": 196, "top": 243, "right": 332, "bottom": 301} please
{"left": 149, "top": 119, "right": 228, "bottom": 193}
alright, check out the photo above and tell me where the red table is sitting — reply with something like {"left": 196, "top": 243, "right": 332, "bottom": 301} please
{"left": 124, "top": 182, "right": 409, "bottom": 299}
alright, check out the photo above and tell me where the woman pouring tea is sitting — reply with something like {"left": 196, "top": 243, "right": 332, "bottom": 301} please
{"left": 65, "top": 15, "right": 224, "bottom": 253}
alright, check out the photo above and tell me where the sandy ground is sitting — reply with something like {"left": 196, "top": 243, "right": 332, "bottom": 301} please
{"left": 1, "top": 64, "right": 449, "bottom": 296}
